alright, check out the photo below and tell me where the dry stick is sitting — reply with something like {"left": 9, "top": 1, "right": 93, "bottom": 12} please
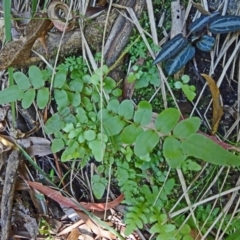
{"left": 1, "top": 150, "right": 19, "bottom": 240}
{"left": 100, "top": 0, "right": 114, "bottom": 222}
{"left": 146, "top": 0, "right": 158, "bottom": 45}
{"left": 203, "top": 0, "right": 210, "bottom": 11}
{"left": 222, "top": 0, "right": 229, "bottom": 15}
{"left": 223, "top": 116, "right": 240, "bottom": 140}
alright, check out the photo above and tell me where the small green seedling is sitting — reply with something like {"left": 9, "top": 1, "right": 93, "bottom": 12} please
{"left": 174, "top": 74, "right": 196, "bottom": 101}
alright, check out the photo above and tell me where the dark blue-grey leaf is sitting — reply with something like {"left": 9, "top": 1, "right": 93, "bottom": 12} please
{"left": 188, "top": 12, "right": 220, "bottom": 34}
{"left": 153, "top": 34, "right": 188, "bottom": 64}
{"left": 164, "top": 44, "right": 195, "bottom": 75}
{"left": 209, "top": 15, "right": 240, "bottom": 34}
{"left": 196, "top": 35, "right": 215, "bottom": 52}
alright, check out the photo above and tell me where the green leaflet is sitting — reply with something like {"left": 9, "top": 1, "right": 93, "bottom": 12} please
{"left": 181, "top": 133, "right": 240, "bottom": 166}
{"left": 69, "top": 79, "right": 83, "bottom": 92}
{"left": 53, "top": 70, "right": 67, "bottom": 88}
{"left": 134, "top": 130, "right": 159, "bottom": 157}
{"left": 45, "top": 113, "right": 65, "bottom": 134}
{"left": 54, "top": 89, "right": 68, "bottom": 108}
{"left": 163, "top": 136, "right": 186, "bottom": 168}
{"left": 173, "top": 117, "right": 201, "bottom": 138}
{"left": 67, "top": 91, "right": 81, "bottom": 107}
{"left": 22, "top": 89, "right": 35, "bottom": 109}
{"left": 83, "top": 130, "right": 96, "bottom": 141}
{"left": 196, "top": 35, "right": 215, "bottom": 52}
{"left": 155, "top": 108, "right": 180, "bottom": 133}
{"left": 153, "top": 33, "right": 188, "bottom": 64}
{"left": 91, "top": 175, "right": 107, "bottom": 199}
{"left": 209, "top": 15, "right": 240, "bottom": 34}
{"left": 107, "top": 99, "right": 120, "bottom": 114}
{"left": 104, "top": 77, "right": 116, "bottom": 93}
{"left": 0, "top": 85, "right": 23, "bottom": 104}
{"left": 164, "top": 44, "right": 195, "bottom": 76}
{"left": 134, "top": 101, "right": 152, "bottom": 126}
{"left": 103, "top": 115, "right": 126, "bottom": 136}
{"left": 51, "top": 139, "right": 64, "bottom": 153}
{"left": 121, "top": 124, "right": 143, "bottom": 144}
{"left": 118, "top": 100, "right": 134, "bottom": 120}
{"left": 88, "top": 139, "right": 106, "bottom": 162}
{"left": 28, "top": 66, "right": 44, "bottom": 89}
{"left": 37, "top": 87, "right": 49, "bottom": 109}
{"left": 13, "top": 72, "right": 31, "bottom": 90}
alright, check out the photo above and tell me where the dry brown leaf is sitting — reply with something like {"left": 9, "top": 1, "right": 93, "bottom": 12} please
{"left": 57, "top": 220, "right": 84, "bottom": 236}
{"left": 66, "top": 228, "right": 80, "bottom": 240}
{"left": 201, "top": 74, "right": 224, "bottom": 134}
{"left": 26, "top": 144, "right": 52, "bottom": 157}
{"left": 26, "top": 181, "right": 124, "bottom": 211}
{"left": 191, "top": 1, "right": 211, "bottom": 15}
{"left": 18, "top": 136, "right": 51, "bottom": 148}
{"left": 0, "top": 134, "right": 18, "bottom": 151}
{"left": 76, "top": 211, "right": 116, "bottom": 240}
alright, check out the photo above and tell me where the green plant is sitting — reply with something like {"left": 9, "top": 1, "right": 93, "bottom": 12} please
{"left": 153, "top": 13, "right": 240, "bottom": 75}
{"left": 2, "top": 56, "right": 240, "bottom": 238}
{"left": 39, "top": 218, "right": 53, "bottom": 240}
{"left": 174, "top": 74, "right": 196, "bottom": 101}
